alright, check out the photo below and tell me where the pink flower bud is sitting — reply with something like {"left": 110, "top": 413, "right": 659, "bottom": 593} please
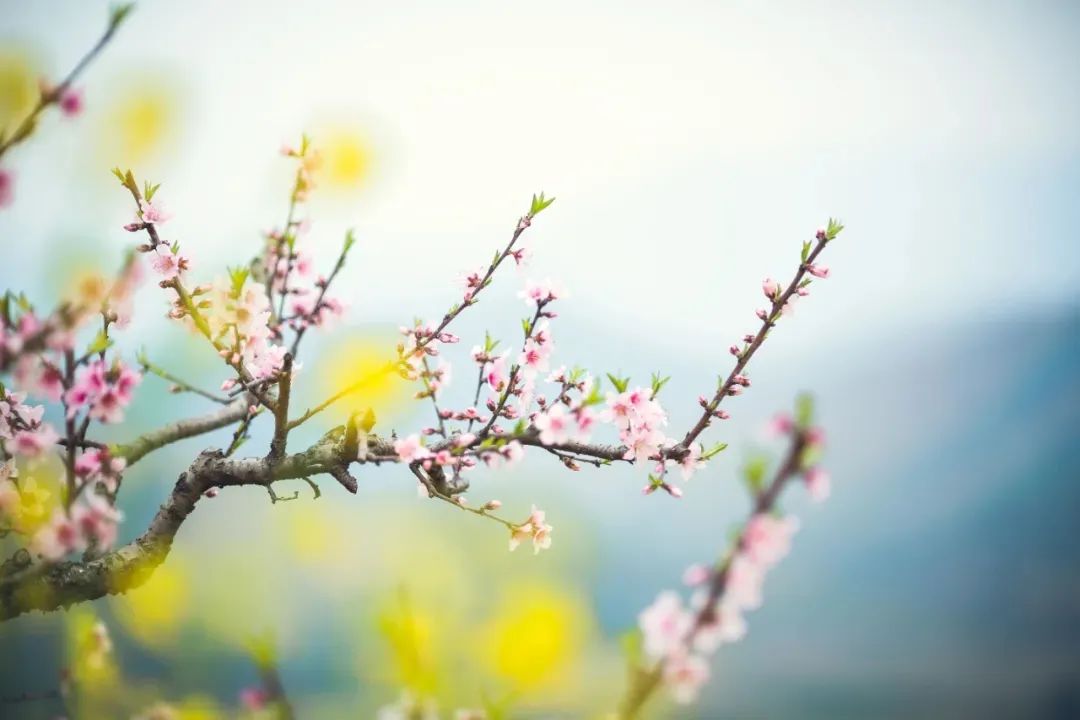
{"left": 762, "top": 277, "right": 780, "bottom": 299}
{"left": 203, "top": 488, "right": 219, "bottom": 498}
{"left": 0, "top": 169, "right": 13, "bottom": 208}
{"left": 682, "top": 563, "right": 710, "bottom": 586}
{"left": 756, "top": 308, "right": 768, "bottom": 321}
{"left": 58, "top": 88, "right": 83, "bottom": 117}
{"left": 221, "top": 378, "right": 237, "bottom": 391}
{"left": 729, "top": 345, "right": 741, "bottom": 356}
{"left": 483, "top": 499, "right": 502, "bottom": 511}
{"left": 806, "top": 264, "right": 830, "bottom": 279}
{"left": 815, "top": 227, "right": 827, "bottom": 241}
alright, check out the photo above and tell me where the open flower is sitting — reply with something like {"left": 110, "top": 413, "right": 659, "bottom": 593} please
{"left": 508, "top": 504, "right": 552, "bottom": 554}
{"left": 394, "top": 434, "right": 431, "bottom": 463}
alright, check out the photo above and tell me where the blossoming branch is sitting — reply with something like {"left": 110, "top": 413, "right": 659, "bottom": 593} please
{"left": 0, "top": 9, "right": 846, "bottom": 714}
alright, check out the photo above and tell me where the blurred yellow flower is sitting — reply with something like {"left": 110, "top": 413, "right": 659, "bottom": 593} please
{"left": 480, "top": 583, "right": 588, "bottom": 691}
{"left": 378, "top": 591, "right": 441, "bottom": 695}
{"left": 114, "top": 553, "right": 191, "bottom": 647}
{"left": 98, "top": 76, "right": 175, "bottom": 166}
{"left": 321, "top": 127, "right": 373, "bottom": 189}
{"left": 315, "top": 331, "right": 410, "bottom": 423}
{"left": 0, "top": 50, "right": 37, "bottom": 134}
{"left": 286, "top": 502, "right": 347, "bottom": 562}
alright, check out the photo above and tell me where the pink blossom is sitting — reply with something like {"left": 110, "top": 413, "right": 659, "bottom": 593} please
{"left": 693, "top": 600, "right": 747, "bottom": 652}
{"left": 66, "top": 358, "right": 143, "bottom": 423}
{"left": 75, "top": 493, "right": 123, "bottom": 550}
{"left": 724, "top": 554, "right": 764, "bottom": 611}
{"left": 394, "top": 434, "right": 431, "bottom": 463}
{"left": 59, "top": 87, "right": 83, "bottom": 117}
{"left": 766, "top": 413, "right": 794, "bottom": 437}
{"left": 150, "top": 244, "right": 188, "bottom": 279}
{"left": 677, "top": 444, "right": 705, "bottom": 481}
{"left": 483, "top": 353, "right": 509, "bottom": 391}
{"left": 518, "top": 278, "right": 562, "bottom": 307}
{"left": 682, "top": 563, "right": 710, "bottom": 587}
{"left": 14, "top": 356, "right": 64, "bottom": 401}
{"left": 534, "top": 404, "right": 571, "bottom": 445}
{"left": 781, "top": 295, "right": 798, "bottom": 317}
{"left": 804, "top": 466, "right": 831, "bottom": 502}
{"left": 5, "top": 423, "right": 59, "bottom": 458}
{"left": 663, "top": 651, "right": 709, "bottom": 704}
{"left": 139, "top": 198, "right": 171, "bottom": 224}
{"left": 239, "top": 687, "right": 268, "bottom": 711}
{"left": 31, "top": 510, "right": 84, "bottom": 560}
{"left": 518, "top": 339, "right": 551, "bottom": 377}
{"left": 638, "top": 591, "right": 692, "bottom": 660}
{"left": 742, "top": 514, "right": 798, "bottom": 568}
{"left": 508, "top": 504, "right": 552, "bottom": 554}
{"left": 0, "top": 168, "right": 13, "bottom": 207}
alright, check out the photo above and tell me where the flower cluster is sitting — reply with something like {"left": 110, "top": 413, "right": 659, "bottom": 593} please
{"left": 204, "top": 273, "right": 287, "bottom": 382}
{"left": 65, "top": 358, "right": 142, "bottom": 424}
{"left": 0, "top": 389, "right": 59, "bottom": 458}
{"left": 31, "top": 491, "right": 124, "bottom": 560}
{"left": 638, "top": 514, "right": 798, "bottom": 703}
{"left": 607, "top": 387, "right": 669, "bottom": 462}
{"left": 74, "top": 446, "right": 127, "bottom": 494}
{"left": 508, "top": 504, "right": 552, "bottom": 554}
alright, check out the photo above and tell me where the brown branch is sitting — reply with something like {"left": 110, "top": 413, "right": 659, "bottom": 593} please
{"left": 616, "top": 428, "right": 810, "bottom": 719}
{"left": 676, "top": 234, "right": 833, "bottom": 451}
{"left": 0, "top": 431, "right": 396, "bottom": 621}
{"left": 111, "top": 397, "right": 252, "bottom": 466}
{"left": 268, "top": 354, "right": 293, "bottom": 459}
{"left": 0, "top": 5, "right": 133, "bottom": 161}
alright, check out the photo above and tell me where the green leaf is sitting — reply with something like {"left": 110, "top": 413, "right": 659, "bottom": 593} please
{"left": 358, "top": 408, "right": 377, "bottom": 433}
{"left": 521, "top": 317, "right": 533, "bottom": 336}
{"left": 621, "top": 628, "right": 645, "bottom": 669}
{"left": 650, "top": 371, "right": 671, "bottom": 397}
{"left": 109, "top": 2, "right": 135, "bottom": 29}
{"left": 529, "top": 192, "right": 556, "bottom": 216}
{"left": 606, "top": 372, "right": 630, "bottom": 394}
{"left": 86, "top": 329, "right": 112, "bottom": 355}
{"left": 343, "top": 228, "right": 357, "bottom": 254}
{"left": 826, "top": 217, "right": 845, "bottom": 241}
{"left": 743, "top": 455, "right": 769, "bottom": 494}
{"left": 801, "top": 240, "right": 811, "bottom": 262}
{"left": 228, "top": 266, "right": 250, "bottom": 296}
{"left": 703, "top": 441, "right": 728, "bottom": 460}
{"left": 795, "top": 392, "right": 815, "bottom": 428}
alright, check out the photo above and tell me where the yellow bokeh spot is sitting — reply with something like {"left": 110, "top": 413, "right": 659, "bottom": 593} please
{"left": 174, "top": 695, "right": 225, "bottom": 720}
{"left": 377, "top": 592, "right": 441, "bottom": 695}
{"left": 0, "top": 50, "right": 37, "bottom": 133}
{"left": 8, "top": 458, "right": 64, "bottom": 535}
{"left": 321, "top": 128, "right": 372, "bottom": 188}
{"left": 114, "top": 556, "right": 190, "bottom": 646}
{"left": 315, "top": 331, "right": 410, "bottom": 423}
{"left": 481, "top": 584, "right": 587, "bottom": 690}
{"left": 100, "top": 79, "right": 174, "bottom": 165}
{"left": 286, "top": 502, "right": 346, "bottom": 562}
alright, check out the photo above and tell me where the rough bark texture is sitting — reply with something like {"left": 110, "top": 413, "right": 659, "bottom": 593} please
{"left": 0, "top": 430, "right": 395, "bottom": 621}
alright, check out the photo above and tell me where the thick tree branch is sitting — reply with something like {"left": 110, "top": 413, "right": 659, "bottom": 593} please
{"left": 0, "top": 431, "right": 396, "bottom": 621}
{"left": 110, "top": 397, "right": 252, "bottom": 466}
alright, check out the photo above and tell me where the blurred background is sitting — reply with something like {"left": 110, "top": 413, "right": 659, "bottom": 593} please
{"left": 1, "top": 0, "right": 1078, "bottom": 717}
